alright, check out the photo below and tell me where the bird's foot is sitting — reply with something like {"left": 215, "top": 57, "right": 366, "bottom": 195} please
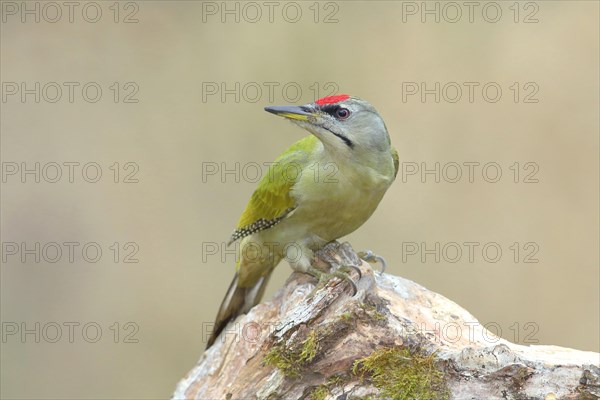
{"left": 358, "top": 250, "right": 387, "bottom": 274}
{"left": 305, "top": 243, "right": 362, "bottom": 297}
{"left": 306, "top": 265, "right": 360, "bottom": 297}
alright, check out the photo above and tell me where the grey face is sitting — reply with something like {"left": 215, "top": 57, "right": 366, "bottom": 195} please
{"left": 264, "top": 96, "right": 392, "bottom": 156}
{"left": 305, "top": 97, "right": 391, "bottom": 153}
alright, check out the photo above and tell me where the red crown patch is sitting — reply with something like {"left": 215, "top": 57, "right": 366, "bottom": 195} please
{"left": 315, "top": 94, "right": 350, "bottom": 106}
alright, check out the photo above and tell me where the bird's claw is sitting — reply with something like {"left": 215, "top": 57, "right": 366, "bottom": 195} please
{"left": 304, "top": 242, "right": 362, "bottom": 296}
{"left": 358, "top": 250, "right": 387, "bottom": 274}
{"left": 339, "top": 264, "right": 362, "bottom": 280}
{"left": 307, "top": 264, "right": 360, "bottom": 297}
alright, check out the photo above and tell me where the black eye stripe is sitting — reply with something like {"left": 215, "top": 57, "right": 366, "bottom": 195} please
{"left": 321, "top": 104, "right": 340, "bottom": 115}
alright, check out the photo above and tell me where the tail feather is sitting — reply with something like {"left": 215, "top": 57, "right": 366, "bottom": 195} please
{"left": 206, "top": 271, "right": 271, "bottom": 349}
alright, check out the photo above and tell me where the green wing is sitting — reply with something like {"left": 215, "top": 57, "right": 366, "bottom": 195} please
{"left": 391, "top": 147, "right": 399, "bottom": 178}
{"left": 228, "top": 135, "right": 319, "bottom": 245}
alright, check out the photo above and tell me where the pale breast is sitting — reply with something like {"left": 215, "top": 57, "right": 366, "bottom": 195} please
{"left": 287, "top": 162, "right": 390, "bottom": 242}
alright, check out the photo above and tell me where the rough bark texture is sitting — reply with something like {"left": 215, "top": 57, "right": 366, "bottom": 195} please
{"left": 174, "top": 242, "right": 600, "bottom": 400}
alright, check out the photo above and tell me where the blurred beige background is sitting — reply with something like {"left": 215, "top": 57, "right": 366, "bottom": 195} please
{"left": 1, "top": 1, "right": 598, "bottom": 399}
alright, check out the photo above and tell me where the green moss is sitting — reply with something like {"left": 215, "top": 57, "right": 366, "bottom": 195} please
{"left": 309, "top": 385, "right": 330, "bottom": 400}
{"left": 263, "top": 346, "right": 296, "bottom": 377}
{"left": 307, "top": 374, "right": 351, "bottom": 400}
{"left": 326, "top": 374, "right": 347, "bottom": 387}
{"left": 264, "top": 330, "right": 320, "bottom": 377}
{"left": 299, "top": 330, "right": 318, "bottom": 362}
{"left": 372, "top": 310, "right": 386, "bottom": 321}
{"left": 352, "top": 347, "right": 449, "bottom": 400}
{"left": 340, "top": 311, "right": 353, "bottom": 321}
{"left": 358, "top": 302, "right": 386, "bottom": 321}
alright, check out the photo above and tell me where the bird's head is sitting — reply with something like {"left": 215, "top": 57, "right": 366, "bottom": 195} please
{"left": 265, "top": 95, "right": 392, "bottom": 158}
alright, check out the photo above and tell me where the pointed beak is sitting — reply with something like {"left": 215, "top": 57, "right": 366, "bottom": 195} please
{"left": 264, "top": 105, "right": 316, "bottom": 122}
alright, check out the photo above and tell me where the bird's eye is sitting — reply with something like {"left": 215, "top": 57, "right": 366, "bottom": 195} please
{"left": 335, "top": 108, "right": 350, "bottom": 120}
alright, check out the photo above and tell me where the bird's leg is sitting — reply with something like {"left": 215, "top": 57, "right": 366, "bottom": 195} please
{"left": 357, "top": 250, "right": 387, "bottom": 274}
{"left": 305, "top": 266, "right": 359, "bottom": 296}
{"left": 305, "top": 242, "right": 362, "bottom": 296}
{"left": 287, "top": 241, "right": 362, "bottom": 296}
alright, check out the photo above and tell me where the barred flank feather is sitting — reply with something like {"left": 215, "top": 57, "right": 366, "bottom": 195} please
{"left": 227, "top": 207, "right": 295, "bottom": 245}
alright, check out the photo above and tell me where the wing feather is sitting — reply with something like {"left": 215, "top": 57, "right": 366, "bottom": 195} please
{"left": 391, "top": 147, "right": 400, "bottom": 178}
{"left": 228, "top": 135, "right": 318, "bottom": 244}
